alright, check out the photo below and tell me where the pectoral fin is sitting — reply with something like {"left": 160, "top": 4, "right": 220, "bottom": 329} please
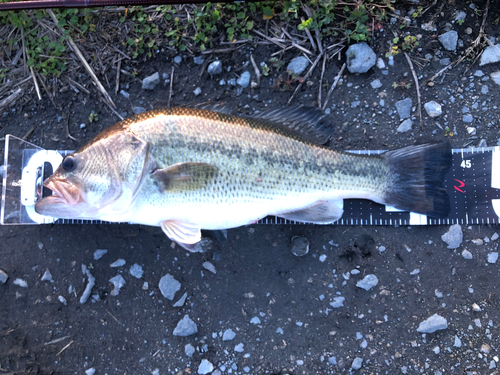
{"left": 278, "top": 200, "right": 344, "bottom": 224}
{"left": 160, "top": 220, "right": 203, "bottom": 252}
{"left": 152, "top": 162, "right": 217, "bottom": 192}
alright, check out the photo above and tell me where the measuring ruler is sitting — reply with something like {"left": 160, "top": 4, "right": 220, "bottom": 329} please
{"left": 2, "top": 135, "right": 499, "bottom": 226}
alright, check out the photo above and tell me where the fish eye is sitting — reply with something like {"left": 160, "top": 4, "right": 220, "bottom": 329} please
{"left": 61, "top": 155, "right": 77, "bottom": 172}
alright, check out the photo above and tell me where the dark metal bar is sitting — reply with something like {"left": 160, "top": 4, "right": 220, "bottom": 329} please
{"left": 0, "top": 0, "right": 228, "bottom": 11}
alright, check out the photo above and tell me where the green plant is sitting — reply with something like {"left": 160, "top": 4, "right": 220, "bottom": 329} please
{"left": 392, "top": 80, "right": 412, "bottom": 90}
{"left": 412, "top": 6, "right": 423, "bottom": 18}
{"left": 456, "top": 18, "right": 465, "bottom": 25}
{"left": 402, "top": 35, "right": 419, "bottom": 51}
{"left": 89, "top": 111, "right": 98, "bottom": 123}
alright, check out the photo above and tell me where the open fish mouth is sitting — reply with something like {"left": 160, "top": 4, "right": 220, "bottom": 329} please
{"left": 34, "top": 177, "right": 87, "bottom": 218}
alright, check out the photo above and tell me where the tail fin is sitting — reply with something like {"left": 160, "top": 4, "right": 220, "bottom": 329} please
{"left": 383, "top": 143, "right": 452, "bottom": 218}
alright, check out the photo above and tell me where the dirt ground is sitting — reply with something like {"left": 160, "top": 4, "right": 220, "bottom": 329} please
{"left": 1, "top": 1, "right": 500, "bottom": 374}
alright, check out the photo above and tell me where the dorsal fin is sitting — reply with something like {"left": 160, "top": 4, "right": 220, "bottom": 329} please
{"left": 252, "top": 107, "right": 335, "bottom": 145}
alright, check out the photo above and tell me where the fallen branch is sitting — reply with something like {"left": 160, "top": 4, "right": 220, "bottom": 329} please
{"left": 322, "top": 62, "right": 346, "bottom": 111}
{"left": 404, "top": 52, "right": 422, "bottom": 126}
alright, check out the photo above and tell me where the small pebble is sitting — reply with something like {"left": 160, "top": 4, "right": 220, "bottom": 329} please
{"left": 14, "top": 278, "right": 28, "bottom": 288}
{"left": 417, "top": 314, "right": 448, "bottom": 333}
{"left": 133, "top": 107, "right": 146, "bottom": 115}
{"left": 119, "top": 90, "right": 130, "bottom": 98}
{"left": 356, "top": 274, "right": 379, "bottom": 291}
{"left": 85, "top": 368, "right": 96, "bottom": 375}
{"left": 173, "top": 315, "right": 198, "bottom": 336}
{"left": 491, "top": 232, "right": 499, "bottom": 241}
{"left": 291, "top": 236, "right": 309, "bottom": 257}
{"left": 424, "top": 101, "right": 442, "bottom": 117}
{"left": 159, "top": 274, "right": 181, "bottom": 300}
{"left": 0, "top": 269, "right": 9, "bottom": 284}
{"left": 129, "top": 264, "right": 144, "bottom": 279}
{"left": 185, "top": 343, "right": 195, "bottom": 357}
{"left": 237, "top": 71, "right": 251, "bottom": 88}
{"left": 487, "top": 252, "right": 498, "bottom": 264}
{"left": 109, "top": 275, "right": 126, "bottom": 296}
{"left": 198, "top": 359, "right": 214, "bottom": 375}
{"left": 441, "top": 224, "right": 463, "bottom": 249}
{"left": 58, "top": 295, "right": 67, "bottom": 305}
{"left": 94, "top": 249, "right": 108, "bottom": 260}
{"left": 142, "top": 72, "right": 160, "bottom": 90}
{"left": 287, "top": 56, "right": 309, "bottom": 75}
{"left": 207, "top": 60, "right": 222, "bottom": 75}
{"left": 351, "top": 357, "right": 363, "bottom": 370}
{"left": 110, "top": 259, "right": 126, "bottom": 267}
{"left": 173, "top": 55, "right": 182, "bottom": 64}
{"left": 173, "top": 292, "right": 188, "bottom": 307}
{"left": 370, "top": 79, "right": 382, "bottom": 89}
{"left": 462, "top": 250, "right": 473, "bottom": 259}
{"left": 223, "top": 329, "right": 236, "bottom": 341}
{"left": 330, "top": 296, "right": 345, "bottom": 308}
{"left": 193, "top": 87, "right": 202, "bottom": 96}
{"left": 193, "top": 56, "right": 204, "bottom": 65}
{"left": 234, "top": 343, "right": 244, "bottom": 352}
{"left": 41, "top": 269, "right": 53, "bottom": 283}
{"left": 202, "top": 261, "right": 216, "bottom": 274}
{"left": 454, "top": 335, "right": 462, "bottom": 347}
{"left": 250, "top": 316, "right": 261, "bottom": 324}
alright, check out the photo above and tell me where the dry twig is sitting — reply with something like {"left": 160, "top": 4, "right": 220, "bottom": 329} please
{"left": 250, "top": 54, "right": 261, "bottom": 88}
{"left": 287, "top": 52, "right": 323, "bottom": 106}
{"left": 29, "top": 65, "right": 42, "bottom": 100}
{"left": 318, "top": 52, "right": 327, "bottom": 109}
{"left": 322, "top": 63, "right": 346, "bottom": 111}
{"left": 168, "top": 66, "right": 174, "bottom": 108}
{"left": 56, "top": 340, "right": 74, "bottom": 356}
{"left": 0, "top": 88, "right": 22, "bottom": 111}
{"left": 404, "top": 52, "right": 422, "bottom": 126}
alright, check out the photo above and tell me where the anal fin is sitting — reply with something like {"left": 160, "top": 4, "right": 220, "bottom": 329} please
{"left": 278, "top": 200, "right": 344, "bottom": 224}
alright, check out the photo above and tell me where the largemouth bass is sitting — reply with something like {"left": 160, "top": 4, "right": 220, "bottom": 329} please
{"left": 35, "top": 107, "right": 451, "bottom": 251}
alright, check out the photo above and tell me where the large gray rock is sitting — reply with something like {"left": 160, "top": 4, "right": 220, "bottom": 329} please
{"left": 397, "top": 119, "right": 413, "bottom": 133}
{"left": 438, "top": 30, "right": 458, "bottom": 51}
{"left": 346, "top": 42, "right": 376, "bottom": 73}
{"left": 480, "top": 45, "right": 500, "bottom": 66}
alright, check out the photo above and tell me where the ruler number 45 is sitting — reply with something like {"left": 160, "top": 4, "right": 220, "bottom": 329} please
{"left": 461, "top": 160, "right": 471, "bottom": 169}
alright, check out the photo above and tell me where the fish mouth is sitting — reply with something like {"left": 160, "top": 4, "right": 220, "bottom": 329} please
{"left": 34, "top": 176, "right": 88, "bottom": 218}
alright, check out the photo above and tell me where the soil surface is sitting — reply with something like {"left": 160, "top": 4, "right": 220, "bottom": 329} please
{"left": 2, "top": 1, "right": 500, "bottom": 374}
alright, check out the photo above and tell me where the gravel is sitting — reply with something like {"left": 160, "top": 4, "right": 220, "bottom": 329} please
{"left": 159, "top": 274, "right": 181, "bottom": 300}
{"left": 173, "top": 292, "right": 188, "bottom": 307}
{"left": 346, "top": 42, "right": 376, "bottom": 73}
{"left": 0, "top": 269, "right": 8, "bottom": 284}
{"left": 173, "top": 55, "right": 182, "bottom": 64}
{"left": 129, "top": 264, "right": 143, "bottom": 279}
{"left": 193, "top": 87, "right": 202, "bottom": 96}
{"left": 417, "top": 313, "right": 448, "bottom": 333}
{"left": 438, "top": 30, "right": 458, "bottom": 51}
{"left": 441, "top": 224, "right": 463, "bottom": 249}
{"left": 173, "top": 315, "right": 198, "bottom": 336}
{"left": 356, "top": 274, "right": 379, "bottom": 291}
{"left": 462, "top": 114, "right": 473, "bottom": 123}
{"left": 142, "top": 72, "right": 160, "bottom": 90}
{"left": 287, "top": 56, "right": 309, "bottom": 75}
{"left": 395, "top": 98, "right": 413, "bottom": 120}
{"left": 109, "top": 275, "right": 126, "bottom": 296}
{"left": 193, "top": 56, "right": 204, "bottom": 65}
{"left": 479, "top": 45, "right": 500, "bottom": 66}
